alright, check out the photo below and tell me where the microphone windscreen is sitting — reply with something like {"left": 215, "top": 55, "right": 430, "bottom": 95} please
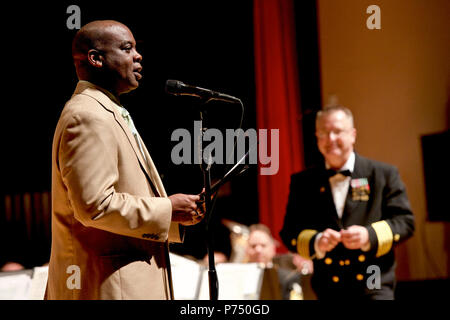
{"left": 165, "top": 79, "right": 183, "bottom": 94}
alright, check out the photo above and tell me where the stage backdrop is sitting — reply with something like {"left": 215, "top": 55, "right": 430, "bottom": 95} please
{"left": 253, "top": 0, "right": 305, "bottom": 252}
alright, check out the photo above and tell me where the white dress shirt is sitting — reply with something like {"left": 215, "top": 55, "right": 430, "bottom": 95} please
{"left": 314, "top": 152, "right": 356, "bottom": 259}
{"left": 328, "top": 152, "right": 355, "bottom": 219}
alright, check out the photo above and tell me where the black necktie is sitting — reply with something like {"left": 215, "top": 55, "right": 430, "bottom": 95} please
{"left": 326, "top": 169, "right": 352, "bottom": 178}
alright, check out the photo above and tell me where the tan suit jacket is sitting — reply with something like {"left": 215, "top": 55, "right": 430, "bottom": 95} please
{"left": 46, "top": 81, "right": 182, "bottom": 299}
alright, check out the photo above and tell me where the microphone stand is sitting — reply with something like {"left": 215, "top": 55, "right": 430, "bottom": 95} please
{"left": 194, "top": 95, "right": 245, "bottom": 301}
{"left": 198, "top": 111, "right": 252, "bottom": 301}
{"left": 166, "top": 80, "right": 245, "bottom": 301}
{"left": 198, "top": 107, "right": 219, "bottom": 301}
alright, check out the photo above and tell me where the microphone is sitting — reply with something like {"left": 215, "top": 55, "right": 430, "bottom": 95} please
{"left": 165, "top": 80, "right": 241, "bottom": 104}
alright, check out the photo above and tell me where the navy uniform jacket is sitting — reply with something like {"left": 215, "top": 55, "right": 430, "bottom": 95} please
{"left": 279, "top": 154, "right": 415, "bottom": 300}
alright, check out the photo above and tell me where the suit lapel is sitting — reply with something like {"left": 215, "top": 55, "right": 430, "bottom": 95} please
{"left": 74, "top": 82, "right": 158, "bottom": 194}
{"left": 137, "top": 133, "right": 168, "bottom": 197}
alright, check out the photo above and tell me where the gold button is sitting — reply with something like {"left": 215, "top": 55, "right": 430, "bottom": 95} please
{"left": 358, "top": 254, "right": 366, "bottom": 262}
{"left": 332, "top": 276, "right": 339, "bottom": 283}
{"left": 345, "top": 259, "right": 350, "bottom": 265}
{"left": 325, "top": 257, "right": 332, "bottom": 265}
{"left": 320, "top": 187, "right": 326, "bottom": 193}
{"left": 394, "top": 234, "right": 400, "bottom": 242}
{"left": 291, "top": 239, "right": 297, "bottom": 246}
{"left": 339, "top": 260, "right": 345, "bottom": 266}
{"left": 356, "top": 274, "right": 364, "bottom": 281}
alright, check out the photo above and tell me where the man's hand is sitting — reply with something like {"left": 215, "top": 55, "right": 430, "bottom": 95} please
{"left": 169, "top": 193, "right": 205, "bottom": 226}
{"left": 196, "top": 189, "right": 206, "bottom": 217}
{"left": 317, "top": 228, "right": 341, "bottom": 252}
{"left": 340, "top": 225, "right": 369, "bottom": 250}
{"left": 292, "top": 253, "right": 314, "bottom": 274}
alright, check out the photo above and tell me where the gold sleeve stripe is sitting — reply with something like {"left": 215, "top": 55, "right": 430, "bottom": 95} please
{"left": 371, "top": 220, "right": 393, "bottom": 257}
{"left": 297, "top": 229, "right": 318, "bottom": 259}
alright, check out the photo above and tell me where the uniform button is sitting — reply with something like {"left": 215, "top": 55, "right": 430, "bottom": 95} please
{"left": 394, "top": 234, "right": 401, "bottom": 242}
{"left": 332, "top": 276, "right": 339, "bottom": 283}
{"left": 320, "top": 187, "right": 326, "bottom": 193}
{"left": 339, "top": 260, "right": 345, "bottom": 266}
{"left": 345, "top": 259, "right": 350, "bottom": 265}
{"left": 358, "top": 254, "right": 366, "bottom": 262}
{"left": 291, "top": 239, "right": 297, "bottom": 246}
{"left": 325, "top": 258, "right": 332, "bottom": 265}
{"left": 356, "top": 274, "right": 364, "bottom": 281}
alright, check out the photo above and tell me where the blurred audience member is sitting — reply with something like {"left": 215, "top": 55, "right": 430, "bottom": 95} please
{"left": 246, "top": 223, "right": 304, "bottom": 299}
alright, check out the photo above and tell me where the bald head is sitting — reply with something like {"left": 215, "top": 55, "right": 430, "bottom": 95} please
{"left": 71, "top": 20, "right": 143, "bottom": 97}
{"left": 72, "top": 20, "right": 128, "bottom": 66}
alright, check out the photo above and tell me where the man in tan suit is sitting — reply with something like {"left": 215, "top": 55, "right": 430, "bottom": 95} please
{"left": 46, "top": 20, "right": 204, "bottom": 299}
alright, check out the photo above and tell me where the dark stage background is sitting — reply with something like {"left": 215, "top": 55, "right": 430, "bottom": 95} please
{"left": 1, "top": 1, "right": 321, "bottom": 265}
{"left": 1, "top": 1, "right": 258, "bottom": 265}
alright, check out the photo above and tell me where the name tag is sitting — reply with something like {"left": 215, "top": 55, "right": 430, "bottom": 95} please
{"left": 351, "top": 178, "right": 370, "bottom": 201}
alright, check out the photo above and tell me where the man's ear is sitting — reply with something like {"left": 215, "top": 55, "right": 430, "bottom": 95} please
{"left": 351, "top": 128, "right": 357, "bottom": 144}
{"left": 87, "top": 49, "right": 103, "bottom": 68}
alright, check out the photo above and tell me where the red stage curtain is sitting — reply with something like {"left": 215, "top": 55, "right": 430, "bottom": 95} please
{"left": 253, "top": 0, "right": 305, "bottom": 252}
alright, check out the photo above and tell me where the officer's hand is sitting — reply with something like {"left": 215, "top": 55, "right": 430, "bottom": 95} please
{"left": 340, "top": 225, "right": 369, "bottom": 250}
{"left": 317, "top": 228, "right": 341, "bottom": 252}
{"left": 169, "top": 193, "right": 205, "bottom": 226}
